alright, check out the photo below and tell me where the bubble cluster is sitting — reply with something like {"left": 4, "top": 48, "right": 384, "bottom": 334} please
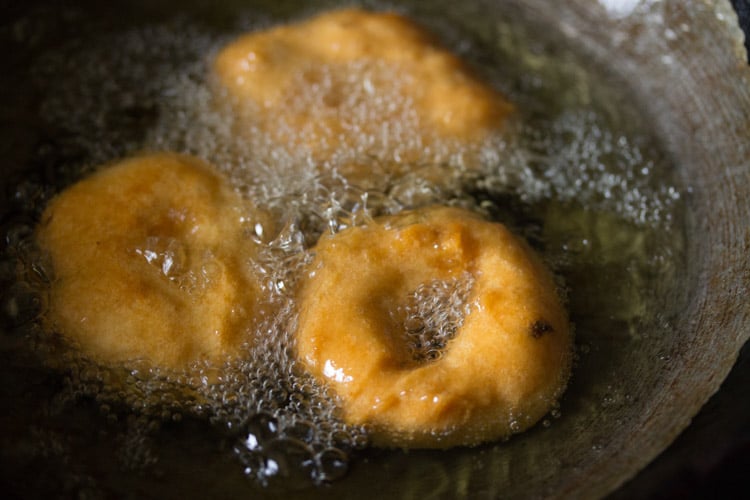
{"left": 1, "top": 214, "right": 50, "bottom": 331}
{"left": 516, "top": 111, "right": 681, "bottom": 225}
{"left": 396, "top": 272, "right": 476, "bottom": 363}
{"left": 233, "top": 411, "right": 359, "bottom": 488}
{"left": 132, "top": 234, "right": 230, "bottom": 296}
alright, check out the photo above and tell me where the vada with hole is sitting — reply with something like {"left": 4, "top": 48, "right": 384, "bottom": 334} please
{"left": 295, "top": 206, "right": 572, "bottom": 448}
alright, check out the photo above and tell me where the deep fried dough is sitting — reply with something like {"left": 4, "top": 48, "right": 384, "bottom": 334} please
{"left": 214, "top": 8, "right": 513, "bottom": 166}
{"left": 296, "top": 206, "right": 572, "bottom": 448}
{"left": 37, "top": 153, "right": 266, "bottom": 371}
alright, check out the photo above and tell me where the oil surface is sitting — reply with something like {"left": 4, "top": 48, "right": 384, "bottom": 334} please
{"left": 0, "top": 1, "right": 684, "bottom": 498}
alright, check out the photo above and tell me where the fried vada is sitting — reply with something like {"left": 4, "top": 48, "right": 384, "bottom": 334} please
{"left": 37, "top": 153, "right": 267, "bottom": 371}
{"left": 213, "top": 8, "right": 513, "bottom": 169}
{"left": 295, "top": 206, "right": 572, "bottom": 448}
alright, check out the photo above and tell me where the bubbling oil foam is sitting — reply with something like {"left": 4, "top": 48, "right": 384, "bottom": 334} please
{"left": 4, "top": 7, "right": 683, "bottom": 492}
{"left": 395, "top": 273, "right": 476, "bottom": 363}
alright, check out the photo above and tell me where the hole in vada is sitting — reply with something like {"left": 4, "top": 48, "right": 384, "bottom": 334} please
{"left": 393, "top": 272, "right": 475, "bottom": 363}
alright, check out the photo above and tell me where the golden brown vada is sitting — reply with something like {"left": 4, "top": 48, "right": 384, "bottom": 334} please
{"left": 295, "top": 206, "right": 572, "bottom": 448}
{"left": 213, "top": 8, "right": 513, "bottom": 164}
{"left": 37, "top": 153, "right": 266, "bottom": 371}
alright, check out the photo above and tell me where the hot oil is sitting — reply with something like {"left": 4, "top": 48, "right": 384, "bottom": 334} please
{"left": 0, "top": 2, "right": 684, "bottom": 498}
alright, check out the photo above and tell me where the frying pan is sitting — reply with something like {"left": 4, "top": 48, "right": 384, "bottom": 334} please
{"left": 1, "top": 0, "right": 748, "bottom": 498}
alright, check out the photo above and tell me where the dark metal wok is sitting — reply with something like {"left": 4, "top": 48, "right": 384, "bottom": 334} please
{"left": 1, "top": 1, "right": 748, "bottom": 498}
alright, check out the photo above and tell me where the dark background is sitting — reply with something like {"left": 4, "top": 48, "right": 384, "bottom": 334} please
{"left": 613, "top": 343, "right": 750, "bottom": 499}
{"left": 732, "top": 0, "right": 750, "bottom": 61}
